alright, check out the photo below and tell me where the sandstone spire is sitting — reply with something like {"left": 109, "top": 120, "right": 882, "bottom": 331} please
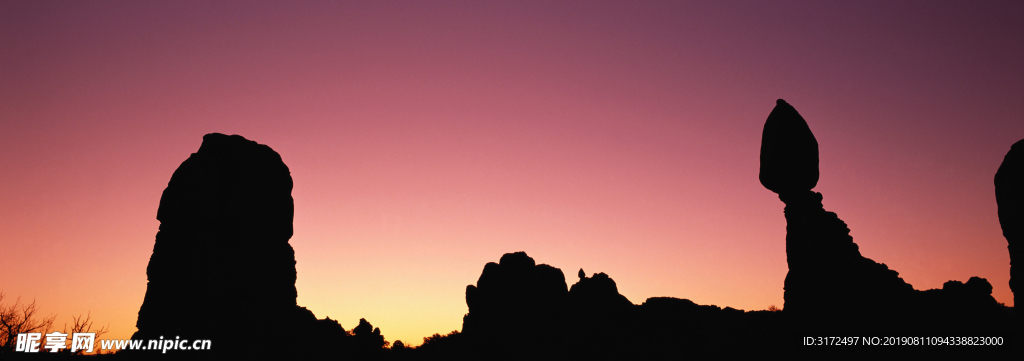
{"left": 134, "top": 133, "right": 319, "bottom": 353}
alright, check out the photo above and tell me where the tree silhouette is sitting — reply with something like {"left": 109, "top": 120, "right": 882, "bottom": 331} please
{"left": 352, "top": 318, "right": 388, "bottom": 349}
{"left": 61, "top": 312, "right": 109, "bottom": 354}
{"left": 420, "top": 330, "right": 460, "bottom": 348}
{"left": 0, "top": 292, "right": 56, "bottom": 353}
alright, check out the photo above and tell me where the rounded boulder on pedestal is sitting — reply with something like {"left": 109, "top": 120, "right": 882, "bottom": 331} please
{"left": 759, "top": 99, "right": 819, "bottom": 194}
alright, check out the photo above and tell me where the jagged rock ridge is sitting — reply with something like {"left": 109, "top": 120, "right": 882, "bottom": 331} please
{"left": 459, "top": 252, "right": 786, "bottom": 359}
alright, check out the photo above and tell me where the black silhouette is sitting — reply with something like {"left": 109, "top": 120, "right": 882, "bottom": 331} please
{"left": 126, "top": 124, "right": 1018, "bottom": 359}
{"left": 761, "top": 100, "right": 915, "bottom": 332}
{"left": 352, "top": 318, "right": 387, "bottom": 349}
{"left": 760, "top": 100, "right": 1011, "bottom": 341}
{"left": 996, "top": 139, "right": 1024, "bottom": 331}
{"left": 461, "top": 251, "right": 569, "bottom": 358}
{"left": 0, "top": 293, "right": 56, "bottom": 353}
{"left": 415, "top": 330, "right": 465, "bottom": 359}
{"left": 132, "top": 134, "right": 350, "bottom": 356}
{"left": 456, "top": 251, "right": 788, "bottom": 360}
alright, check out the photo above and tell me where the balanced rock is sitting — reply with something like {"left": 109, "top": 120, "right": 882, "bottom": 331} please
{"left": 759, "top": 99, "right": 819, "bottom": 194}
{"left": 758, "top": 101, "right": 1006, "bottom": 336}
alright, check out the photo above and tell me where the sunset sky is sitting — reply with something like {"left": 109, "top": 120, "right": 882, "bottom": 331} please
{"left": 2, "top": 1, "right": 1022, "bottom": 346}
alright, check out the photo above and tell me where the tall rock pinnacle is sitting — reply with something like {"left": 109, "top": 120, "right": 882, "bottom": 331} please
{"left": 134, "top": 133, "right": 317, "bottom": 352}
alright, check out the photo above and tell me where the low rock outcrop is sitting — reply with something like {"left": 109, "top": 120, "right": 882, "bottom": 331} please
{"left": 459, "top": 252, "right": 786, "bottom": 359}
{"left": 462, "top": 252, "right": 568, "bottom": 356}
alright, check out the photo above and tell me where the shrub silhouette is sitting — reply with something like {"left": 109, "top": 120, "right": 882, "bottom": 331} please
{"left": 0, "top": 292, "right": 55, "bottom": 353}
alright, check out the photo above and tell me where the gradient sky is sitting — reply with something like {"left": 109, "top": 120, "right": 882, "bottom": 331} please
{"left": 1, "top": 0, "right": 1022, "bottom": 347}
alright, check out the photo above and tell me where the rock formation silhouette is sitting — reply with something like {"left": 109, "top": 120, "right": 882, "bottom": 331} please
{"left": 133, "top": 133, "right": 346, "bottom": 355}
{"left": 564, "top": 270, "right": 636, "bottom": 358}
{"left": 759, "top": 100, "right": 1008, "bottom": 336}
{"left": 129, "top": 123, "right": 1018, "bottom": 358}
{"left": 461, "top": 252, "right": 568, "bottom": 357}
{"left": 449, "top": 103, "right": 1015, "bottom": 358}
{"left": 458, "top": 252, "right": 786, "bottom": 359}
{"left": 996, "top": 138, "right": 1024, "bottom": 329}
{"left": 568, "top": 271, "right": 633, "bottom": 312}
{"left": 759, "top": 99, "right": 819, "bottom": 195}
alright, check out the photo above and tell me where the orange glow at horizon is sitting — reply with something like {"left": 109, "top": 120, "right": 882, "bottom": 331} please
{"left": 1, "top": 1, "right": 1022, "bottom": 347}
